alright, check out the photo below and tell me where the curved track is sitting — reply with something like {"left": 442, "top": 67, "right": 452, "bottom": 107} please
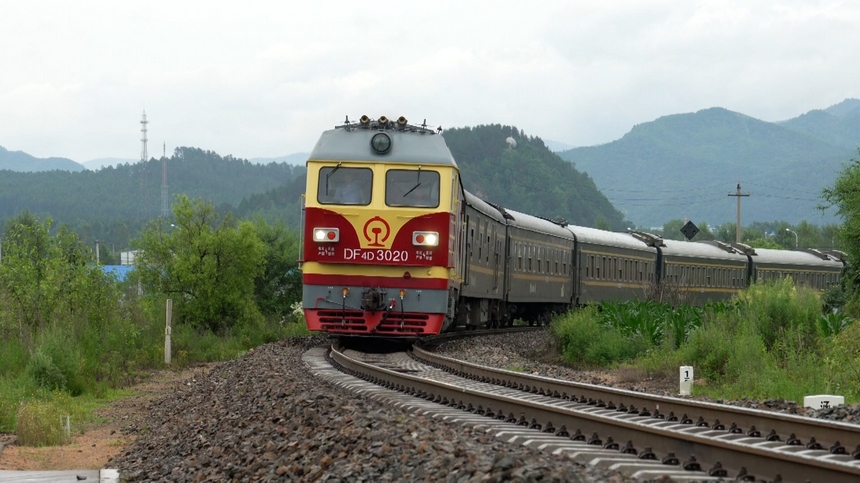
{"left": 310, "top": 339, "right": 860, "bottom": 482}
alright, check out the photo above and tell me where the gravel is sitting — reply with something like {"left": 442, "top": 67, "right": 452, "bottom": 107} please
{"left": 111, "top": 329, "right": 860, "bottom": 481}
{"left": 111, "top": 335, "right": 624, "bottom": 482}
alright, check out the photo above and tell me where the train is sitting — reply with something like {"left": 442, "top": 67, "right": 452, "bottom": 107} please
{"left": 299, "top": 115, "right": 845, "bottom": 337}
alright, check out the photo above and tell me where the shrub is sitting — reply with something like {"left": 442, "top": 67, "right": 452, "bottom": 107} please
{"left": 16, "top": 399, "right": 68, "bottom": 447}
{"left": 26, "top": 349, "right": 67, "bottom": 392}
{"left": 736, "top": 278, "right": 821, "bottom": 352}
{"left": 0, "top": 338, "right": 29, "bottom": 377}
{"left": 823, "top": 322, "right": 860, "bottom": 400}
{"left": 552, "top": 308, "right": 650, "bottom": 366}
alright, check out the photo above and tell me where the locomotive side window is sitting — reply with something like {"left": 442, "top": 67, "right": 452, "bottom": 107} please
{"left": 385, "top": 169, "right": 440, "bottom": 208}
{"left": 318, "top": 166, "right": 372, "bottom": 205}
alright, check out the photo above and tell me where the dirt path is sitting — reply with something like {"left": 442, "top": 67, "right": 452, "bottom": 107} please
{"left": 0, "top": 364, "right": 215, "bottom": 471}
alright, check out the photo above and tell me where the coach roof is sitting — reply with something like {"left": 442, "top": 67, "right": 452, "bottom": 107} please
{"left": 309, "top": 125, "right": 458, "bottom": 167}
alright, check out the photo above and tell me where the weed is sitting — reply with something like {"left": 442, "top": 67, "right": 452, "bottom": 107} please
{"left": 16, "top": 399, "right": 68, "bottom": 447}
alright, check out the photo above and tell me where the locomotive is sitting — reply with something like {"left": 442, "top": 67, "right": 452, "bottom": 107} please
{"left": 300, "top": 115, "right": 844, "bottom": 337}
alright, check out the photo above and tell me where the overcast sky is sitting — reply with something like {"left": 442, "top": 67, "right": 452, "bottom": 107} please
{"left": 1, "top": 1, "right": 858, "bottom": 163}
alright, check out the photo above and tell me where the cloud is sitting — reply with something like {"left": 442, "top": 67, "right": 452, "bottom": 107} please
{"left": 1, "top": 1, "right": 859, "bottom": 160}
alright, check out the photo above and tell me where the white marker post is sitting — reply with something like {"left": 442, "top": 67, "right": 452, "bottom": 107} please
{"left": 680, "top": 366, "right": 694, "bottom": 396}
{"left": 803, "top": 394, "right": 844, "bottom": 409}
{"left": 165, "top": 298, "right": 173, "bottom": 365}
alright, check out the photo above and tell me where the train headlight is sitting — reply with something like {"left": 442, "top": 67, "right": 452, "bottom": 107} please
{"left": 412, "top": 231, "right": 439, "bottom": 246}
{"left": 313, "top": 227, "right": 339, "bottom": 242}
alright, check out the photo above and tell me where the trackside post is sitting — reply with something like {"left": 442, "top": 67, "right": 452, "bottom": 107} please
{"left": 680, "top": 366, "right": 693, "bottom": 396}
{"left": 165, "top": 298, "right": 173, "bottom": 365}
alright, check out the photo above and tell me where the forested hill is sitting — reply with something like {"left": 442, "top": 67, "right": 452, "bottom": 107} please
{"left": 558, "top": 100, "right": 860, "bottom": 227}
{"left": 0, "top": 146, "right": 303, "bottom": 230}
{"left": 0, "top": 146, "right": 84, "bottom": 172}
{"left": 442, "top": 125, "right": 626, "bottom": 229}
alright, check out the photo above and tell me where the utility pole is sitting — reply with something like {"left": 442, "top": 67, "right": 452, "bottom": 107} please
{"left": 727, "top": 182, "right": 750, "bottom": 244}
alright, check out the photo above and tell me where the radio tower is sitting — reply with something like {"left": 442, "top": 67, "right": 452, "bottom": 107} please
{"left": 161, "top": 141, "right": 168, "bottom": 218}
{"left": 140, "top": 110, "right": 150, "bottom": 219}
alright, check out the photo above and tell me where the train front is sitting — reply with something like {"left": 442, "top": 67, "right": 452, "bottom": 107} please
{"left": 300, "top": 116, "right": 462, "bottom": 336}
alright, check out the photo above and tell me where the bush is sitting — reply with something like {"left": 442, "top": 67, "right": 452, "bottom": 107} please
{"left": 26, "top": 350, "right": 67, "bottom": 392}
{"left": 0, "top": 338, "right": 29, "bottom": 378}
{"left": 30, "top": 326, "right": 86, "bottom": 396}
{"left": 16, "top": 399, "right": 68, "bottom": 447}
{"left": 552, "top": 308, "right": 650, "bottom": 366}
{"left": 823, "top": 322, "right": 860, "bottom": 399}
{"left": 736, "top": 278, "right": 821, "bottom": 352}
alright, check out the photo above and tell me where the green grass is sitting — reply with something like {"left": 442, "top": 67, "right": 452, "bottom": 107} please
{"left": 551, "top": 306, "right": 651, "bottom": 367}
{"left": 1, "top": 307, "right": 311, "bottom": 439}
{"left": 552, "top": 279, "right": 860, "bottom": 403}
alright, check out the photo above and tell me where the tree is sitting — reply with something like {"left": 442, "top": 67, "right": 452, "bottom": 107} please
{"left": 252, "top": 218, "right": 302, "bottom": 318}
{"left": 822, "top": 149, "right": 860, "bottom": 284}
{"left": 0, "top": 211, "right": 116, "bottom": 346}
{"left": 135, "top": 195, "right": 265, "bottom": 332}
{"left": 0, "top": 212, "right": 61, "bottom": 333}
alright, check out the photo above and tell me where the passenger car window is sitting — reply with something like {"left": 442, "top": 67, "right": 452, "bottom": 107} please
{"left": 317, "top": 167, "right": 372, "bottom": 205}
{"left": 385, "top": 169, "right": 440, "bottom": 208}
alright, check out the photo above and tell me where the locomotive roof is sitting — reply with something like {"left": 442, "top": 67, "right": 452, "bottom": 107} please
{"left": 661, "top": 239, "right": 749, "bottom": 263}
{"left": 308, "top": 118, "right": 457, "bottom": 167}
{"left": 566, "top": 225, "right": 656, "bottom": 252}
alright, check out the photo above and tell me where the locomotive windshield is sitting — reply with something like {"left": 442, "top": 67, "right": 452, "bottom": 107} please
{"left": 317, "top": 166, "right": 372, "bottom": 205}
{"left": 385, "top": 169, "right": 440, "bottom": 208}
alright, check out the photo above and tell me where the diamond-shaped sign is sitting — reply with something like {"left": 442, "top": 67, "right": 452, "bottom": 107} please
{"left": 680, "top": 221, "right": 699, "bottom": 241}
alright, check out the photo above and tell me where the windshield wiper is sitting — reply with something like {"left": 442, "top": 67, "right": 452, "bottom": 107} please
{"left": 325, "top": 162, "right": 342, "bottom": 195}
{"left": 403, "top": 166, "right": 422, "bottom": 197}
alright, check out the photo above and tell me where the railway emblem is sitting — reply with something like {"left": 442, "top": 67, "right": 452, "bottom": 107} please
{"left": 363, "top": 216, "right": 391, "bottom": 247}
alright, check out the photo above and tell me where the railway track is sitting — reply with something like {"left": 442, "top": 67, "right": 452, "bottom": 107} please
{"left": 306, "top": 338, "right": 860, "bottom": 482}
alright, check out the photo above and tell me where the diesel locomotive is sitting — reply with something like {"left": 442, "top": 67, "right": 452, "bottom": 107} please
{"left": 300, "top": 115, "right": 844, "bottom": 337}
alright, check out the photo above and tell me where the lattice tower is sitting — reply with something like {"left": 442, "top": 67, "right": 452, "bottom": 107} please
{"left": 140, "top": 110, "right": 150, "bottom": 219}
{"left": 161, "top": 141, "right": 168, "bottom": 218}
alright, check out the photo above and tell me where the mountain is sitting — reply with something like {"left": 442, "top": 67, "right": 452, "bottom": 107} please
{"left": 442, "top": 125, "right": 625, "bottom": 229}
{"left": 542, "top": 140, "right": 576, "bottom": 152}
{"left": 0, "top": 147, "right": 306, "bottom": 249}
{"left": 777, "top": 98, "right": 860, "bottom": 149}
{"left": 0, "top": 146, "right": 84, "bottom": 172}
{"left": 558, "top": 103, "right": 860, "bottom": 227}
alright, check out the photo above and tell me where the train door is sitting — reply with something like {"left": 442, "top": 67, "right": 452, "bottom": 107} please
{"left": 572, "top": 239, "right": 581, "bottom": 305}
{"left": 453, "top": 174, "right": 466, "bottom": 284}
{"left": 492, "top": 223, "right": 500, "bottom": 290}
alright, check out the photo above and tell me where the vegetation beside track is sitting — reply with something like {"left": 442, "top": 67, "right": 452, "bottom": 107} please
{"left": 0, "top": 203, "right": 309, "bottom": 445}
{"left": 551, "top": 278, "right": 858, "bottom": 403}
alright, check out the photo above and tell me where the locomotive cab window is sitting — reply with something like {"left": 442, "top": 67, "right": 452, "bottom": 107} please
{"left": 385, "top": 169, "right": 440, "bottom": 208}
{"left": 318, "top": 166, "right": 372, "bottom": 205}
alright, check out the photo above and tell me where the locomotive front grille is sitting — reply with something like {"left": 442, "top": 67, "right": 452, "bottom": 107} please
{"left": 316, "top": 309, "right": 431, "bottom": 334}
